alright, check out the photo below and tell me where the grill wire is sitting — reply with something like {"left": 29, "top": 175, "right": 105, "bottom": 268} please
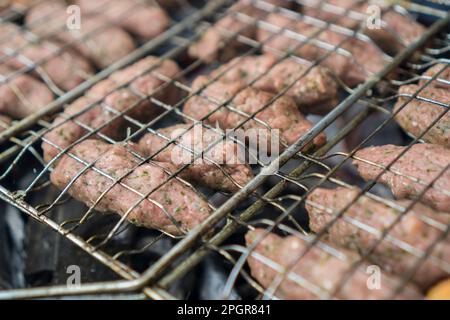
{"left": 0, "top": 0, "right": 449, "bottom": 299}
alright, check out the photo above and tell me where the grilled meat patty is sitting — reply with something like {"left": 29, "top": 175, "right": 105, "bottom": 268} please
{"left": 394, "top": 85, "right": 450, "bottom": 147}
{"left": 188, "top": 0, "right": 257, "bottom": 63}
{"left": 51, "top": 139, "right": 211, "bottom": 236}
{"left": 138, "top": 123, "right": 254, "bottom": 192}
{"left": 75, "top": 0, "right": 170, "bottom": 40}
{"left": 43, "top": 86, "right": 143, "bottom": 163}
{"left": 246, "top": 229, "right": 422, "bottom": 299}
{"left": 184, "top": 77, "right": 326, "bottom": 151}
{"left": 0, "top": 65, "right": 53, "bottom": 119}
{"left": 43, "top": 56, "right": 182, "bottom": 163}
{"left": 188, "top": 0, "right": 291, "bottom": 62}
{"left": 353, "top": 144, "right": 450, "bottom": 213}
{"left": 0, "top": 0, "right": 9, "bottom": 11}
{"left": 0, "top": 23, "right": 93, "bottom": 91}
{"left": 258, "top": 12, "right": 389, "bottom": 87}
{"left": 306, "top": 187, "right": 450, "bottom": 289}
{"left": 302, "top": 0, "right": 363, "bottom": 29}
{"left": 0, "top": 115, "right": 12, "bottom": 133}
{"left": 0, "top": 0, "right": 33, "bottom": 13}
{"left": 210, "top": 55, "right": 339, "bottom": 115}
{"left": 302, "top": 0, "right": 426, "bottom": 55}
{"left": 363, "top": 8, "right": 425, "bottom": 56}
{"left": 420, "top": 63, "right": 450, "bottom": 90}
{"left": 26, "top": 1, "right": 136, "bottom": 69}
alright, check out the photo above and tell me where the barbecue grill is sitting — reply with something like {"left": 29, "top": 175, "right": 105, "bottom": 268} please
{"left": 0, "top": 0, "right": 449, "bottom": 300}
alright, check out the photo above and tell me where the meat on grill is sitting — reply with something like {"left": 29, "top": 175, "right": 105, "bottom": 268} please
{"left": 0, "top": 23, "right": 93, "bottom": 91}
{"left": 50, "top": 139, "right": 211, "bottom": 236}
{"left": 353, "top": 144, "right": 450, "bottom": 213}
{"left": 306, "top": 187, "right": 450, "bottom": 289}
{"left": 26, "top": 1, "right": 136, "bottom": 69}
{"left": 302, "top": 0, "right": 426, "bottom": 55}
{"left": 75, "top": 0, "right": 170, "bottom": 40}
{"left": 420, "top": 63, "right": 450, "bottom": 90}
{"left": 0, "top": 65, "right": 53, "bottom": 119}
{"left": 258, "top": 13, "right": 389, "bottom": 87}
{"left": 0, "top": 0, "right": 9, "bottom": 11}
{"left": 210, "top": 55, "right": 339, "bottom": 115}
{"left": 138, "top": 123, "right": 254, "bottom": 192}
{"left": 188, "top": 1, "right": 256, "bottom": 63}
{"left": 43, "top": 56, "right": 182, "bottom": 163}
{"left": 184, "top": 77, "right": 326, "bottom": 151}
{"left": 0, "top": 115, "right": 11, "bottom": 133}
{"left": 394, "top": 85, "right": 450, "bottom": 147}
{"left": 188, "top": 0, "right": 292, "bottom": 62}
{"left": 43, "top": 87, "right": 141, "bottom": 163}
{"left": 246, "top": 229, "right": 422, "bottom": 299}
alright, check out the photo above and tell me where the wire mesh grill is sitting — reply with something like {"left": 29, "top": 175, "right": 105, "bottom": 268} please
{"left": 0, "top": 0, "right": 449, "bottom": 299}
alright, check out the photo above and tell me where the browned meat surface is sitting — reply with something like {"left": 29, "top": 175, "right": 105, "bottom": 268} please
{"left": 43, "top": 96, "right": 92, "bottom": 162}
{"left": 188, "top": 1, "right": 256, "bottom": 63}
{"left": 0, "top": 115, "right": 12, "bottom": 133}
{"left": 26, "top": 1, "right": 136, "bottom": 69}
{"left": 306, "top": 187, "right": 450, "bottom": 289}
{"left": 302, "top": 0, "right": 426, "bottom": 55}
{"left": 0, "top": 23, "right": 93, "bottom": 91}
{"left": 258, "top": 13, "right": 389, "bottom": 87}
{"left": 246, "top": 229, "right": 422, "bottom": 299}
{"left": 420, "top": 63, "right": 450, "bottom": 90}
{"left": 210, "top": 54, "right": 277, "bottom": 85}
{"left": 108, "top": 57, "right": 181, "bottom": 103}
{"left": 43, "top": 57, "right": 182, "bottom": 163}
{"left": 184, "top": 76, "right": 326, "bottom": 150}
{"left": 51, "top": 139, "right": 211, "bottom": 236}
{"left": 394, "top": 85, "right": 450, "bottom": 147}
{"left": 76, "top": 0, "right": 170, "bottom": 40}
{"left": 138, "top": 123, "right": 254, "bottom": 192}
{"left": 188, "top": 0, "right": 292, "bottom": 62}
{"left": 43, "top": 85, "right": 143, "bottom": 163}
{"left": 258, "top": 13, "right": 346, "bottom": 75}
{"left": 0, "top": 65, "right": 53, "bottom": 119}
{"left": 210, "top": 55, "right": 339, "bottom": 115}
{"left": 353, "top": 144, "right": 450, "bottom": 213}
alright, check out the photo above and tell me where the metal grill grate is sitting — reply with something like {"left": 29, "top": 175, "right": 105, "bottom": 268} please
{"left": 0, "top": 0, "right": 449, "bottom": 299}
